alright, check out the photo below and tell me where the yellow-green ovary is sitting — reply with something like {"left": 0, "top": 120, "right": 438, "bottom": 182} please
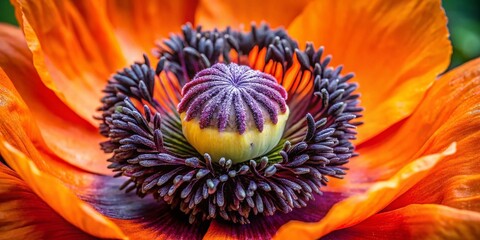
{"left": 181, "top": 108, "right": 289, "bottom": 164}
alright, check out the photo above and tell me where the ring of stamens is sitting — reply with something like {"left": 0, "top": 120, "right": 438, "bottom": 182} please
{"left": 99, "top": 23, "right": 362, "bottom": 224}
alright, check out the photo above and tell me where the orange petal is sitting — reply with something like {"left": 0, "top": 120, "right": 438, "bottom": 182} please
{"left": 0, "top": 142, "right": 126, "bottom": 239}
{"left": 369, "top": 59, "right": 480, "bottom": 212}
{"left": 380, "top": 61, "right": 480, "bottom": 211}
{"left": 350, "top": 58, "right": 480, "bottom": 183}
{"left": 274, "top": 143, "right": 456, "bottom": 239}
{"left": 0, "top": 163, "right": 96, "bottom": 239}
{"left": 195, "top": 0, "right": 312, "bottom": 30}
{"left": 288, "top": 0, "right": 451, "bottom": 142}
{"left": 331, "top": 204, "right": 480, "bottom": 239}
{"left": 385, "top": 143, "right": 480, "bottom": 213}
{"left": 0, "top": 24, "right": 110, "bottom": 174}
{"left": 106, "top": 0, "right": 199, "bottom": 61}
{"left": 11, "top": 0, "right": 127, "bottom": 126}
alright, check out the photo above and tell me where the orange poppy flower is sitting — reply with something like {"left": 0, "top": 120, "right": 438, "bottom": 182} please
{"left": 1, "top": 0, "right": 479, "bottom": 239}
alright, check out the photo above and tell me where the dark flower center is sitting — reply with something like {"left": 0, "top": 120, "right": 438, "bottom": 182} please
{"left": 98, "top": 23, "right": 362, "bottom": 224}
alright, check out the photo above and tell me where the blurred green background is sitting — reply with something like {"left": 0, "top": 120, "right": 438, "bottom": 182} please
{"left": 1, "top": 0, "right": 479, "bottom": 69}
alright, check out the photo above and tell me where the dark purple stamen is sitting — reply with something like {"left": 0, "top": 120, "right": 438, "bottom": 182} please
{"left": 98, "top": 23, "right": 363, "bottom": 225}
{"left": 178, "top": 63, "right": 288, "bottom": 134}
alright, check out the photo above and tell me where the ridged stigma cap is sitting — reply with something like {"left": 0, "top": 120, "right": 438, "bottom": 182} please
{"left": 178, "top": 63, "right": 289, "bottom": 163}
